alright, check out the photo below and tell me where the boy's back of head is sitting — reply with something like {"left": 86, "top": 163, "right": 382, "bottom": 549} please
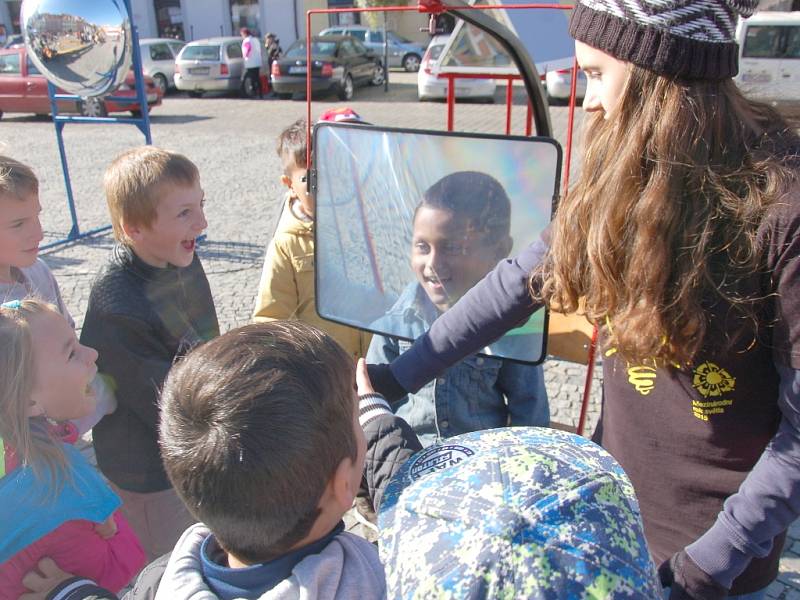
{"left": 276, "top": 118, "right": 308, "bottom": 172}
{"left": 104, "top": 146, "right": 199, "bottom": 245}
{"left": 420, "top": 171, "right": 511, "bottom": 242}
{"left": 159, "top": 321, "right": 359, "bottom": 564}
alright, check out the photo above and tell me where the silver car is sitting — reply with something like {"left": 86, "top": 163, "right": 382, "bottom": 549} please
{"left": 174, "top": 36, "right": 266, "bottom": 97}
{"left": 139, "top": 37, "right": 185, "bottom": 94}
{"left": 320, "top": 26, "right": 425, "bottom": 72}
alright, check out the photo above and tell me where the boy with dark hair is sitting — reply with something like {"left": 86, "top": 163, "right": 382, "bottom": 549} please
{"left": 81, "top": 146, "right": 219, "bottom": 562}
{"left": 155, "top": 321, "right": 394, "bottom": 599}
{"left": 367, "top": 170, "right": 548, "bottom": 446}
{"left": 253, "top": 118, "right": 371, "bottom": 359}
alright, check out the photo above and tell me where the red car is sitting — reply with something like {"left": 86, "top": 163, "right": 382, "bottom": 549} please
{"left": 0, "top": 47, "right": 163, "bottom": 119}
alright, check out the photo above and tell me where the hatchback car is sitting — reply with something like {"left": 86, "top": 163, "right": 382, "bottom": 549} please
{"left": 417, "top": 35, "right": 496, "bottom": 102}
{"left": 174, "top": 36, "right": 266, "bottom": 97}
{"left": 271, "top": 35, "right": 384, "bottom": 100}
{"left": 545, "top": 67, "right": 586, "bottom": 103}
{"left": 320, "top": 26, "right": 425, "bottom": 72}
{"left": 139, "top": 37, "right": 185, "bottom": 94}
{"left": 0, "top": 47, "right": 162, "bottom": 119}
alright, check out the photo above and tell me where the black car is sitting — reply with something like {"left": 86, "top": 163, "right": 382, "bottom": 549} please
{"left": 271, "top": 35, "right": 384, "bottom": 100}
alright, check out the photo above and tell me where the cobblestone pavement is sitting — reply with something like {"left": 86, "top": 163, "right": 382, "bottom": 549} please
{"left": 1, "top": 72, "right": 796, "bottom": 597}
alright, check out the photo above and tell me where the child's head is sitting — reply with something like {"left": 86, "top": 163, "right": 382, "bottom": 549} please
{"left": 0, "top": 156, "right": 43, "bottom": 277}
{"left": 412, "top": 171, "right": 513, "bottom": 312}
{"left": 160, "top": 321, "right": 365, "bottom": 564}
{"left": 276, "top": 119, "right": 313, "bottom": 218}
{"left": 0, "top": 299, "right": 98, "bottom": 479}
{"left": 104, "top": 146, "right": 206, "bottom": 268}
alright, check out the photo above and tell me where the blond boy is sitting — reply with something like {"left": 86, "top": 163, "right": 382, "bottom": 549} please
{"left": 253, "top": 118, "right": 370, "bottom": 358}
{"left": 80, "top": 146, "right": 219, "bottom": 561}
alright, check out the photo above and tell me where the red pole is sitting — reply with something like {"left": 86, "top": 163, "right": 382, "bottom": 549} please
{"left": 446, "top": 75, "right": 455, "bottom": 131}
{"left": 526, "top": 100, "right": 532, "bottom": 136}
{"left": 505, "top": 79, "right": 513, "bottom": 135}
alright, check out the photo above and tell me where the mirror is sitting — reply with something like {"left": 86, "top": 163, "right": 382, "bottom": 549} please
{"left": 21, "top": 0, "right": 133, "bottom": 97}
{"left": 312, "top": 123, "right": 561, "bottom": 364}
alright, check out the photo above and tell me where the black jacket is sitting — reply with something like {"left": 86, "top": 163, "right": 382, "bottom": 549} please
{"left": 80, "top": 244, "right": 219, "bottom": 493}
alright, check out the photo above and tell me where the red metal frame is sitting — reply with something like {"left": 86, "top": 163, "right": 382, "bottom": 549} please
{"left": 305, "top": 2, "right": 596, "bottom": 436}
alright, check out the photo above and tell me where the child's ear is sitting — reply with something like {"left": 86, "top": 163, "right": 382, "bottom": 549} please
{"left": 26, "top": 399, "right": 44, "bottom": 418}
{"left": 280, "top": 174, "right": 294, "bottom": 194}
{"left": 120, "top": 219, "right": 143, "bottom": 243}
{"left": 330, "top": 455, "right": 358, "bottom": 511}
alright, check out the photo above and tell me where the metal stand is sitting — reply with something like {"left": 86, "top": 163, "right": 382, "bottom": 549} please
{"left": 41, "top": 0, "right": 152, "bottom": 251}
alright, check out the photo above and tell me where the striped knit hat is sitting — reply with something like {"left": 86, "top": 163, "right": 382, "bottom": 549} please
{"left": 569, "top": 0, "right": 760, "bottom": 79}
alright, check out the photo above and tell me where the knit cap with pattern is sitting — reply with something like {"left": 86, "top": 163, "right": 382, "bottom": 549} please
{"left": 569, "top": 0, "right": 760, "bottom": 80}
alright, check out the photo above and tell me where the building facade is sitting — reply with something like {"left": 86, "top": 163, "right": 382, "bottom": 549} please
{"left": 1, "top": 0, "right": 426, "bottom": 48}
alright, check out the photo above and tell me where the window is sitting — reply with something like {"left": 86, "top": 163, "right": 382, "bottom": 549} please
{"left": 26, "top": 56, "right": 41, "bottom": 75}
{"left": 226, "top": 43, "right": 243, "bottom": 59}
{"left": 347, "top": 29, "right": 367, "bottom": 42}
{"left": 369, "top": 30, "right": 384, "bottom": 44}
{"left": 325, "top": 29, "right": 345, "bottom": 36}
{"left": 743, "top": 26, "right": 783, "bottom": 59}
{"left": 168, "top": 41, "right": 186, "bottom": 57}
{"left": 339, "top": 40, "right": 356, "bottom": 57}
{"left": 149, "top": 43, "right": 173, "bottom": 61}
{"left": 352, "top": 39, "right": 368, "bottom": 55}
{"left": 181, "top": 45, "right": 221, "bottom": 61}
{"left": 0, "top": 53, "right": 20, "bottom": 74}
{"left": 230, "top": 0, "right": 259, "bottom": 37}
{"left": 784, "top": 26, "right": 800, "bottom": 59}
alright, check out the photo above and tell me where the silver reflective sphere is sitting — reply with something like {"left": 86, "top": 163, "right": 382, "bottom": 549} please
{"left": 21, "top": 0, "right": 132, "bottom": 97}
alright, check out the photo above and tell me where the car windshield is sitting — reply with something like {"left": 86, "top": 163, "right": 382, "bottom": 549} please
{"left": 429, "top": 44, "right": 445, "bottom": 61}
{"left": 286, "top": 41, "right": 339, "bottom": 57}
{"left": 181, "top": 45, "right": 220, "bottom": 61}
{"left": 388, "top": 32, "right": 412, "bottom": 44}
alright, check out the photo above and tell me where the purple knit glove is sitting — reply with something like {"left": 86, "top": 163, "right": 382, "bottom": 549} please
{"left": 659, "top": 550, "right": 729, "bottom": 600}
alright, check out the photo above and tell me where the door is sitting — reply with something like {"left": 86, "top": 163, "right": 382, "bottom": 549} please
{"left": 779, "top": 25, "right": 800, "bottom": 102}
{"left": 346, "top": 39, "right": 373, "bottom": 84}
{"left": 23, "top": 55, "right": 51, "bottom": 114}
{"left": 738, "top": 24, "right": 784, "bottom": 102}
{"left": 0, "top": 51, "right": 26, "bottom": 112}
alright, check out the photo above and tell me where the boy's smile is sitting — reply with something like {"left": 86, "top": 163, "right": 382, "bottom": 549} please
{"left": 0, "top": 192, "right": 44, "bottom": 281}
{"left": 126, "top": 179, "right": 207, "bottom": 269}
{"left": 411, "top": 206, "right": 505, "bottom": 313}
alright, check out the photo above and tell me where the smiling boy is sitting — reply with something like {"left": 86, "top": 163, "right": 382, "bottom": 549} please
{"left": 80, "top": 146, "right": 219, "bottom": 562}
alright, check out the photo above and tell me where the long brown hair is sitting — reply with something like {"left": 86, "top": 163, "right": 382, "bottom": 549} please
{"left": 539, "top": 67, "right": 798, "bottom": 366}
{"left": 0, "top": 299, "right": 68, "bottom": 485}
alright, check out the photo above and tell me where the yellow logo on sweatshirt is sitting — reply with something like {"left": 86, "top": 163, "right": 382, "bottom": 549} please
{"left": 692, "top": 362, "right": 735, "bottom": 398}
{"left": 627, "top": 365, "right": 657, "bottom": 396}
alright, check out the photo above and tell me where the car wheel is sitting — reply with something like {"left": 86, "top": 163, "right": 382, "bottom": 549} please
{"left": 369, "top": 63, "right": 385, "bottom": 86}
{"left": 402, "top": 53, "right": 421, "bottom": 72}
{"left": 130, "top": 109, "right": 143, "bottom": 118}
{"left": 337, "top": 74, "right": 354, "bottom": 101}
{"left": 0, "top": 110, "right": 4, "bottom": 120}
{"left": 152, "top": 73, "right": 168, "bottom": 96}
{"left": 276, "top": 92, "right": 292, "bottom": 100}
{"left": 188, "top": 90, "right": 204, "bottom": 98}
{"left": 78, "top": 97, "right": 108, "bottom": 118}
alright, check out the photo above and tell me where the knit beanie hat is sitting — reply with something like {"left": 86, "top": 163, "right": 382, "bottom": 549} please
{"left": 569, "top": 0, "right": 760, "bottom": 80}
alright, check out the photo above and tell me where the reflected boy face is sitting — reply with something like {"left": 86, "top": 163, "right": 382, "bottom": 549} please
{"left": 411, "top": 206, "right": 509, "bottom": 312}
{"left": 0, "top": 191, "right": 44, "bottom": 278}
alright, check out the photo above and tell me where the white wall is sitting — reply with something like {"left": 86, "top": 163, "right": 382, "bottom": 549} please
{"left": 130, "top": 0, "right": 158, "bottom": 38}
{"left": 184, "top": 0, "right": 231, "bottom": 40}
{"left": 261, "top": 0, "right": 301, "bottom": 47}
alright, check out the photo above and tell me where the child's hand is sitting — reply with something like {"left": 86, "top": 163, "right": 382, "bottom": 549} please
{"left": 356, "top": 358, "right": 376, "bottom": 396}
{"left": 20, "top": 558, "right": 72, "bottom": 600}
{"left": 94, "top": 514, "right": 117, "bottom": 539}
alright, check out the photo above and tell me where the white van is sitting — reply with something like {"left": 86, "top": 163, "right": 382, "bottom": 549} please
{"left": 735, "top": 11, "right": 800, "bottom": 106}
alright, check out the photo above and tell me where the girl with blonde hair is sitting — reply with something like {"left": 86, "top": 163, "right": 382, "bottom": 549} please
{"left": 369, "top": 1, "right": 800, "bottom": 597}
{"left": 0, "top": 299, "right": 144, "bottom": 598}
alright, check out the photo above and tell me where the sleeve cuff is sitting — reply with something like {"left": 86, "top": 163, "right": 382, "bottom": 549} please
{"left": 359, "top": 393, "right": 392, "bottom": 428}
{"left": 46, "top": 577, "right": 108, "bottom": 600}
{"left": 685, "top": 514, "right": 757, "bottom": 590}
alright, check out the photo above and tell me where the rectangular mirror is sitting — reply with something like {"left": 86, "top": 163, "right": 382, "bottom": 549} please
{"left": 312, "top": 123, "right": 561, "bottom": 365}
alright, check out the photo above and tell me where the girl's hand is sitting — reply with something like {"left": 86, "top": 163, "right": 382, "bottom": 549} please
{"left": 20, "top": 558, "right": 71, "bottom": 600}
{"left": 356, "top": 358, "right": 376, "bottom": 396}
{"left": 94, "top": 514, "right": 117, "bottom": 539}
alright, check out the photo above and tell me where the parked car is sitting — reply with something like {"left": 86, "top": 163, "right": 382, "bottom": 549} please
{"left": 734, "top": 11, "right": 800, "bottom": 108}
{"left": 0, "top": 47, "right": 162, "bottom": 119}
{"left": 320, "top": 26, "right": 425, "bottom": 72}
{"left": 139, "top": 37, "right": 185, "bottom": 94}
{"left": 545, "top": 67, "right": 586, "bottom": 103}
{"left": 417, "top": 35, "right": 496, "bottom": 102}
{"left": 271, "top": 35, "right": 384, "bottom": 101}
{"left": 174, "top": 36, "right": 267, "bottom": 98}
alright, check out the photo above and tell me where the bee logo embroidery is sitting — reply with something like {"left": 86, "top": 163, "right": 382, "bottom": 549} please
{"left": 627, "top": 365, "right": 657, "bottom": 396}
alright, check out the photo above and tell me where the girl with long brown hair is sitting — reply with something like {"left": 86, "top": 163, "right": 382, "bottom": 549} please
{"left": 368, "top": 1, "right": 800, "bottom": 597}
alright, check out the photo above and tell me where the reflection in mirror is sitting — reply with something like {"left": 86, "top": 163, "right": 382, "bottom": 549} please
{"left": 22, "top": 0, "right": 133, "bottom": 96}
{"left": 313, "top": 124, "right": 561, "bottom": 364}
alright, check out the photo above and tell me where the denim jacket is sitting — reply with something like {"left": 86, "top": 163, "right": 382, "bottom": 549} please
{"left": 367, "top": 282, "right": 548, "bottom": 446}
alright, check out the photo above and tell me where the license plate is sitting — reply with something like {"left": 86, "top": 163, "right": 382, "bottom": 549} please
{"left": 288, "top": 66, "right": 307, "bottom": 74}
{"left": 189, "top": 67, "right": 209, "bottom": 75}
